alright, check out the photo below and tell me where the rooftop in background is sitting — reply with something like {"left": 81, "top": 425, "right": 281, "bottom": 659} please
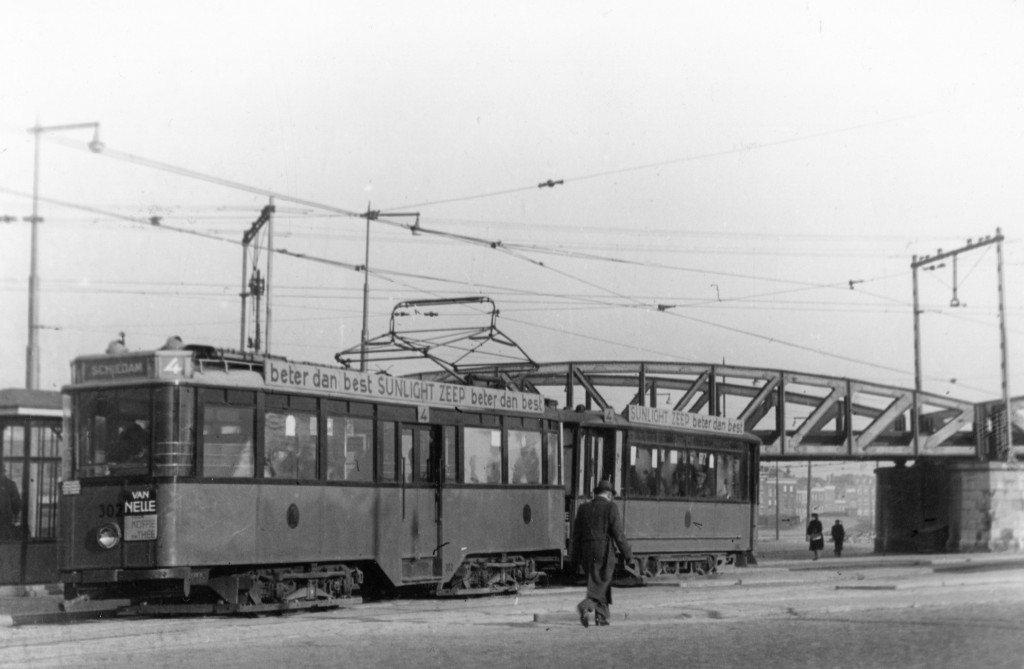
{"left": 0, "top": 388, "right": 61, "bottom": 415}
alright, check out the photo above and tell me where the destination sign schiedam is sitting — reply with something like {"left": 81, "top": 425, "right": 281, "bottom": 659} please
{"left": 266, "top": 360, "right": 544, "bottom": 414}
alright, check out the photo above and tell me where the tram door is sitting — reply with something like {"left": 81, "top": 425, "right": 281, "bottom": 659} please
{"left": 580, "top": 427, "right": 621, "bottom": 497}
{"left": 398, "top": 423, "right": 445, "bottom": 582}
{"left": 566, "top": 426, "right": 622, "bottom": 553}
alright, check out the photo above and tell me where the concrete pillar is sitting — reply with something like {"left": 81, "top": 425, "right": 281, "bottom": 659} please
{"left": 948, "top": 462, "right": 1024, "bottom": 552}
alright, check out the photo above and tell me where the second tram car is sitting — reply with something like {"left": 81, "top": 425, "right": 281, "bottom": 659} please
{"left": 59, "top": 340, "right": 759, "bottom": 614}
{"left": 560, "top": 405, "right": 759, "bottom": 578}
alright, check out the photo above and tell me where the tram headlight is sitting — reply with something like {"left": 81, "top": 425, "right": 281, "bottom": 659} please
{"left": 96, "top": 523, "right": 121, "bottom": 550}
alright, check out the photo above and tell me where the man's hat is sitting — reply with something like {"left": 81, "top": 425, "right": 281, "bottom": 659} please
{"left": 595, "top": 480, "right": 614, "bottom": 495}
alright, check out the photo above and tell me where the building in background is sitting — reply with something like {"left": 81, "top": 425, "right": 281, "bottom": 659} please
{"left": 759, "top": 464, "right": 876, "bottom": 526}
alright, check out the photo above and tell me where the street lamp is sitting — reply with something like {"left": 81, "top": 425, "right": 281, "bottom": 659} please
{"left": 25, "top": 120, "right": 103, "bottom": 389}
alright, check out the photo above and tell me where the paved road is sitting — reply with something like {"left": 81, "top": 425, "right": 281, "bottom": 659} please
{"left": 2, "top": 554, "right": 1023, "bottom": 669}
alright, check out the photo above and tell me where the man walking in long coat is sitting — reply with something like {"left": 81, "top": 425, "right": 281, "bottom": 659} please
{"left": 572, "top": 479, "right": 632, "bottom": 627}
{"left": 831, "top": 519, "right": 846, "bottom": 557}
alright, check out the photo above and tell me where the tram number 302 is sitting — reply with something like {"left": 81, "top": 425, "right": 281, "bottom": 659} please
{"left": 98, "top": 504, "right": 120, "bottom": 519}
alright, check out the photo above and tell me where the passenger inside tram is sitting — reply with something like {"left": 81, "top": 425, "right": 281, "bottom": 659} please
{"left": 692, "top": 467, "right": 714, "bottom": 497}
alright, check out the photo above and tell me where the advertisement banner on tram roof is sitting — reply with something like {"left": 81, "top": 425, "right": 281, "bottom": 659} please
{"left": 628, "top": 404, "right": 745, "bottom": 435}
{"left": 265, "top": 360, "right": 545, "bottom": 414}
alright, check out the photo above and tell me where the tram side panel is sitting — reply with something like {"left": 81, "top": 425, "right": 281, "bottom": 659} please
{"left": 622, "top": 499, "right": 754, "bottom": 557}
{"left": 441, "top": 487, "right": 563, "bottom": 575}
{"left": 176, "top": 484, "right": 392, "bottom": 583}
{"left": 61, "top": 477, "right": 560, "bottom": 593}
{"left": 158, "top": 483, "right": 255, "bottom": 565}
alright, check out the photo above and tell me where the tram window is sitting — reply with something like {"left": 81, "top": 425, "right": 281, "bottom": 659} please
{"left": 627, "top": 445, "right": 657, "bottom": 497}
{"left": 326, "top": 415, "right": 373, "bottom": 482}
{"left": 75, "top": 389, "right": 153, "bottom": 478}
{"left": 599, "top": 435, "right": 617, "bottom": 490}
{"left": 647, "top": 448, "right": 672, "bottom": 496}
{"left": 718, "top": 453, "right": 745, "bottom": 500}
{"left": 545, "top": 432, "right": 559, "bottom": 486}
{"left": 154, "top": 387, "right": 193, "bottom": 477}
{"left": 508, "top": 430, "right": 542, "bottom": 484}
{"left": 674, "top": 450, "right": 692, "bottom": 497}
{"left": 443, "top": 426, "right": 457, "bottom": 481}
{"left": 741, "top": 450, "right": 749, "bottom": 497}
{"left": 380, "top": 422, "right": 398, "bottom": 482}
{"left": 562, "top": 426, "right": 576, "bottom": 495}
{"left": 592, "top": 435, "right": 604, "bottom": 487}
{"left": 415, "top": 427, "right": 438, "bottom": 482}
{"left": 661, "top": 450, "right": 683, "bottom": 498}
{"left": 691, "top": 451, "right": 715, "bottom": 498}
{"left": 201, "top": 405, "right": 255, "bottom": 478}
{"left": 265, "top": 411, "right": 318, "bottom": 480}
{"left": 463, "top": 427, "right": 501, "bottom": 484}
{"left": 401, "top": 429, "right": 414, "bottom": 483}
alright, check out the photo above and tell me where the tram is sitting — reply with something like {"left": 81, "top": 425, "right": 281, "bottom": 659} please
{"left": 59, "top": 341, "right": 562, "bottom": 613}
{"left": 58, "top": 337, "right": 759, "bottom": 613}
{"left": 561, "top": 404, "right": 759, "bottom": 578}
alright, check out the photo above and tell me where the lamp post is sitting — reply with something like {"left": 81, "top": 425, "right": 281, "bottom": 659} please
{"left": 26, "top": 120, "right": 103, "bottom": 389}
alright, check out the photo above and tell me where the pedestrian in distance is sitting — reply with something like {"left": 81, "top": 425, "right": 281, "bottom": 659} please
{"left": 806, "top": 512, "right": 824, "bottom": 560}
{"left": 0, "top": 463, "right": 23, "bottom": 541}
{"left": 831, "top": 519, "right": 846, "bottom": 557}
{"left": 572, "top": 479, "right": 633, "bottom": 628}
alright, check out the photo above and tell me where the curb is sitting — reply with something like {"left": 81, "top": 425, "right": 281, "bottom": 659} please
{"left": 0, "top": 583, "right": 61, "bottom": 598}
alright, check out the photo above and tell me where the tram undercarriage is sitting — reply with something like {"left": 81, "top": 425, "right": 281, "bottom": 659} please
{"left": 60, "top": 552, "right": 554, "bottom": 616}
{"left": 612, "top": 551, "right": 752, "bottom": 586}
{"left": 436, "top": 554, "right": 545, "bottom": 597}
{"left": 62, "top": 562, "right": 365, "bottom": 616}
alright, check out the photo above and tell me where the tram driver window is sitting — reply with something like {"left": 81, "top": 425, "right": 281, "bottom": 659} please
{"left": 265, "top": 412, "right": 318, "bottom": 480}
{"left": 463, "top": 427, "right": 502, "bottom": 484}
{"left": 75, "top": 389, "right": 153, "bottom": 478}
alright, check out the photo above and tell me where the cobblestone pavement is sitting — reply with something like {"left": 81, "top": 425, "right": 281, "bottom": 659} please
{"left": 2, "top": 553, "right": 1023, "bottom": 669}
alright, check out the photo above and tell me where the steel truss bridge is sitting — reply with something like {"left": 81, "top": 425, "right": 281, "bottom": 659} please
{"left": 414, "top": 361, "right": 1022, "bottom": 462}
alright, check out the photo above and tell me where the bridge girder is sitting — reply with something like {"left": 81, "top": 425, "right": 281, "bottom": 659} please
{"left": 424, "top": 361, "right": 1023, "bottom": 462}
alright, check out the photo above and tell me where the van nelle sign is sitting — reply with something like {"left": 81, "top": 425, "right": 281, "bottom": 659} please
{"left": 628, "top": 405, "right": 745, "bottom": 435}
{"left": 265, "top": 360, "right": 545, "bottom": 414}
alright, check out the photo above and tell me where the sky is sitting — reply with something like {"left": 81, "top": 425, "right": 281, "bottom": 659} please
{"left": 0, "top": 1, "right": 1022, "bottom": 405}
